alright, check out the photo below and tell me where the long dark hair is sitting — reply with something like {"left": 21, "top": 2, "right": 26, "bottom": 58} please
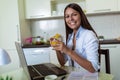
{"left": 64, "top": 3, "right": 97, "bottom": 40}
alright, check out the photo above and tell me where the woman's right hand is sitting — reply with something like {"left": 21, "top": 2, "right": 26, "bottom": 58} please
{"left": 50, "top": 38, "right": 68, "bottom": 53}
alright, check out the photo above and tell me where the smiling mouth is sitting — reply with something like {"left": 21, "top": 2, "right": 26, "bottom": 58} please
{"left": 69, "top": 21, "right": 76, "bottom": 26}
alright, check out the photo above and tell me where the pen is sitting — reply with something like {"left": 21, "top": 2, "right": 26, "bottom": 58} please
{"left": 61, "top": 76, "right": 66, "bottom": 80}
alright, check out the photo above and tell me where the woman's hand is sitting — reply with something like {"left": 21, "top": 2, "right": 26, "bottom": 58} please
{"left": 50, "top": 38, "right": 68, "bottom": 53}
{"left": 53, "top": 41, "right": 64, "bottom": 51}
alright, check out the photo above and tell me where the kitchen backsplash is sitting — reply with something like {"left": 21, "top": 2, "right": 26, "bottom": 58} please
{"left": 30, "top": 18, "right": 66, "bottom": 43}
{"left": 87, "top": 13, "right": 120, "bottom": 39}
{"left": 30, "top": 13, "right": 120, "bottom": 40}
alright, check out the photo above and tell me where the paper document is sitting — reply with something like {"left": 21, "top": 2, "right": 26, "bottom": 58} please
{"left": 67, "top": 71, "right": 98, "bottom": 80}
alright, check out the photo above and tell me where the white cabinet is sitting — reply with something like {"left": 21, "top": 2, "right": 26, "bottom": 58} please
{"left": 0, "top": 0, "right": 31, "bottom": 73}
{"left": 56, "top": 0, "right": 86, "bottom": 16}
{"left": 86, "top": 0, "right": 117, "bottom": 13}
{"left": 25, "top": 0, "right": 51, "bottom": 19}
{"left": 118, "top": 0, "right": 120, "bottom": 10}
{"left": 23, "top": 48, "right": 50, "bottom": 65}
{"left": 0, "top": 0, "right": 20, "bottom": 49}
{"left": 0, "top": 0, "right": 20, "bottom": 73}
{"left": 24, "top": 0, "right": 86, "bottom": 19}
{"left": 100, "top": 44, "right": 120, "bottom": 80}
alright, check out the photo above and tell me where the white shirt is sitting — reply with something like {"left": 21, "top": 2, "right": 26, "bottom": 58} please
{"left": 65, "top": 26, "right": 99, "bottom": 71}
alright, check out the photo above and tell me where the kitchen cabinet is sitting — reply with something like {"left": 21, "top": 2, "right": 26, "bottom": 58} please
{"left": 86, "top": 0, "right": 117, "bottom": 13}
{"left": 0, "top": 0, "right": 21, "bottom": 74}
{"left": 24, "top": 0, "right": 120, "bottom": 19}
{"left": 23, "top": 48, "right": 50, "bottom": 65}
{"left": 24, "top": 0, "right": 86, "bottom": 19}
{"left": 100, "top": 44, "right": 120, "bottom": 80}
{"left": 56, "top": 0, "right": 86, "bottom": 16}
{"left": 118, "top": 0, "right": 120, "bottom": 10}
{"left": 0, "top": 0, "right": 31, "bottom": 74}
{"left": 0, "top": 0, "right": 20, "bottom": 49}
{"left": 25, "top": 0, "right": 51, "bottom": 19}
{"left": 0, "top": 0, "right": 31, "bottom": 49}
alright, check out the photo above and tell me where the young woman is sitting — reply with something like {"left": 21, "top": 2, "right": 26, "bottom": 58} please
{"left": 50, "top": 3, "right": 99, "bottom": 73}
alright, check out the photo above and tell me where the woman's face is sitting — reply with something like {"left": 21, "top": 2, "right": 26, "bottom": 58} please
{"left": 65, "top": 7, "right": 81, "bottom": 31}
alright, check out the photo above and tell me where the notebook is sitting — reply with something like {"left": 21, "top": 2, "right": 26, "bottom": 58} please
{"left": 15, "top": 42, "right": 67, "bottom": 80}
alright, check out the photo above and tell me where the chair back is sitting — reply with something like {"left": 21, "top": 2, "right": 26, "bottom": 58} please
{"left": 98, "top": 49, "right": 110, "bottom": 74}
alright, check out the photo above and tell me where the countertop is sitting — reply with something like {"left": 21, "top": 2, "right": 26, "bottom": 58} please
{"left": 22, "top": 39, "right": 120, "bottom": 48}
{"left": 99, "top": 39, "right": 120, "bottom": 44}
{"left": 22, "top": 44, "right": 50, "bottom": 48}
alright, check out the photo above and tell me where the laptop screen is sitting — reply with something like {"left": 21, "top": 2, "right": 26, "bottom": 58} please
{"left": 15, "top": 42, "right": 31, "bottom": 80}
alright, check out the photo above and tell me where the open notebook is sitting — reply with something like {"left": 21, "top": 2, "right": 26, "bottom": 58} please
{"left": 15, "top": 42, "right": 67, "bottom": 80}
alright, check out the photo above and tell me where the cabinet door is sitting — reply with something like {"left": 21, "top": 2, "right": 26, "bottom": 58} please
{"left": 0, "top": 0, "right": 20, "bottom": 50}
{"left": 25, "top": 0, "right": 51, "bottom": 19}
{"left": 86, "top": 0, "right": 117, "bottom": 13}
{"left": 0, "top": 0, "right": 21, "bottom": 73}
{"left": 101, "top": 44, "right": 120, "bottom": 80}
{"left": 23, "top": 48, "right": 50, "bottom": 65}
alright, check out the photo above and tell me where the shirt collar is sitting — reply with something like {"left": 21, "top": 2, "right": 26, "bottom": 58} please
{"left": 71, "top": 26, "right": 85, "bottom": 39}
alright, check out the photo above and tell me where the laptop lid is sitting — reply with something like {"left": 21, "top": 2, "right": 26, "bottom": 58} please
{"left": 15, "top": 42, "right": 31, "bottom": 80}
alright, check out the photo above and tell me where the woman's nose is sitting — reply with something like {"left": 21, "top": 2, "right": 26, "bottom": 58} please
{"left": 69, "top": 16, "right": 74, "bottom": 21}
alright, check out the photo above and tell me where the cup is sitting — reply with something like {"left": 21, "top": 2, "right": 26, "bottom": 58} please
{"left": 45, "top": 75, "right": 57, "bottom": 80}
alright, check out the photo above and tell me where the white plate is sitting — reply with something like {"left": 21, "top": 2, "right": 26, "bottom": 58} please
{"left": 45, "top": 75, "right": 57, "bottom": 80}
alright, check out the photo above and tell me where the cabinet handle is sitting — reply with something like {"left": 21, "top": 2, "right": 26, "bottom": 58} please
{"left": 94, "top": 9, "right": 111, "bottom": 12}
{"left": 30, "top": 15, "right": 46, "bottom": 18}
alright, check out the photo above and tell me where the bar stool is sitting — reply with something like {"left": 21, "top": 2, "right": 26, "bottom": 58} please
{"left": 98, "top": 49, "right": 111, "bottom": 74}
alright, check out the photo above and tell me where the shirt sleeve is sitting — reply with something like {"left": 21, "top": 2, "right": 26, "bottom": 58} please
{"left": 84, "top": 31, "right": 100, "bottom": 71}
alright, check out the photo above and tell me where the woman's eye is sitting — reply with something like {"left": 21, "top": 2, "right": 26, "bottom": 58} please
{"left": 65, "top": 15, "right": 69, "bottom": 18}
{"left": 65, "top": 13, "right": 78, "bottom": 18}
{"left": 72, "top": 13, "right": 77, "bottom": 16}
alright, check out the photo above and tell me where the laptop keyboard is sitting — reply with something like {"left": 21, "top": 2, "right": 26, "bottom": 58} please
{"left": 33, "top": 64, "right": 55, "bottom": 76}
{"left": 33, "top": 64, "right": 67, "bottom": 76}
{"left": 28, "top": 63, "right": 67, "bottom": 79}
{"left": 28, "top": 66, "right": 44, "bottom": 80}
{"left": 51, "top": 67, "right": 67, "bottom": 76}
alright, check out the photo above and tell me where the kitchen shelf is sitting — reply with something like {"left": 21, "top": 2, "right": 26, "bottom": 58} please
{"left": 26, "top": 11, "right": 120, "bottom": 20}
{"left": 26, "top": 15, "right": 64, "bottom": 20}
{"left": 86, "top": 11, "right": 120, "bottom": 16}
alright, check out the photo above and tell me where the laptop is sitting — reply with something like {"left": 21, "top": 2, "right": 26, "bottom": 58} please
{"left": 15, "top": 42, "right": 67, "bottom": 80}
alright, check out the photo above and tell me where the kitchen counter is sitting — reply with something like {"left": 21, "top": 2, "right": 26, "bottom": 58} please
{"left": 22, "top": 39, "right": 120, "bottom": 48}
{"left": 22, "top": 44, "right": 50, "bottom": 48}
{"left": 99, "top": 39, "right": 120, "bottom": 44}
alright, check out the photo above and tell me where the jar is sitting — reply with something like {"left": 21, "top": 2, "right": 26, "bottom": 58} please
{"left": 32, "top": 36, "right": 41, "bottom": 45}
